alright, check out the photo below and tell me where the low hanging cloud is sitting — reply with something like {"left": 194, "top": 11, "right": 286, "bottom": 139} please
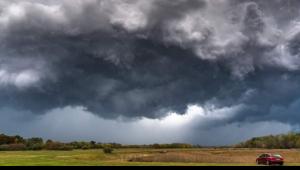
{"left": 0, "top": 0, "right": 300, "bottom": 144}
{"left": 0, "top": 106, "right": 292, "bottom": 145}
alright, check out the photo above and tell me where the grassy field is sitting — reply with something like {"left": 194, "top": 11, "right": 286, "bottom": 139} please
{"left": 0, "top": 148, "right": 300, "bottom": 166}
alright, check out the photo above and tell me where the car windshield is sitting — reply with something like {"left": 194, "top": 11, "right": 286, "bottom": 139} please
{"left": 272, "top": 154, "right": 282, "bottom": 158}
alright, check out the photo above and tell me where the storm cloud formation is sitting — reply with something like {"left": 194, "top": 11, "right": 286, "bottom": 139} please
{"left": 1, "top": 0, "right": 300, "bottom": 144}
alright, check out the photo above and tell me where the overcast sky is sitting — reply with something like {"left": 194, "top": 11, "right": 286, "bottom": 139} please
{"left": 0, "top": 0, "right": 300, "bottom": 145}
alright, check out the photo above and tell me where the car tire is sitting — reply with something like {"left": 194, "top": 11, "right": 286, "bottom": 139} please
{"left": 256, "top": 160, "right": 260, "bottom": 165}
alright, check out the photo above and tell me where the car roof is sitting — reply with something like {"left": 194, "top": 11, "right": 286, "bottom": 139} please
{"left": 260, "top": 153, "right": 282, "bottom": 156}
{"left": 259, "top": 153, "right": 271, "bottom": 156}
{"left": 272, "top": 153, "right": 282, "bottom": 156}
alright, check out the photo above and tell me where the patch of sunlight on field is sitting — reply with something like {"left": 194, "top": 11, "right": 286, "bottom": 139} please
{"left": 0, "top": 149, "right": 299, "bottom": 166}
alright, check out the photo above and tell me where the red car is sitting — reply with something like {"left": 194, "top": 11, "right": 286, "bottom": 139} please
{"left": 256, "top": 153, "right": 284, "bottom": 166}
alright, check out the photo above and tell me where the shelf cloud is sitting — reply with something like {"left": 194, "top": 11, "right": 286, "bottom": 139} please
{"left": 0, "top": 0, "right": 300, "bottom": 144}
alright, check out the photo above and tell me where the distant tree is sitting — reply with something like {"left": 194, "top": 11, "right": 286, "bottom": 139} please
{"left": 296, "top": 138, "right": 300, "bottom": 148}
{"left": 0, "top": 134, "right": 25, "bottom": 145}
{"left": 88, "top": 141, "right": 97, "bottom": 149}
{"left": 14, "top": 136, "right": 26, "bottom": 144}
{"left": 152, "top": 144, "right": 160, "bottom": 149}
{"left": 46, "top": 140, "right": 53, "bottom": 145}
{"left": 45, "top": 140, "right": 73, "bottom": 151}
{"left": 236, "top": 132, "right": 300, "bottom": 149}
{"left": 26, "top": 138, "right": 44, "bottom": 150}
{"left": 69, "top": 141, "right": 81, "bottom": 149}
{"left": 27, "top": 138, "right": 43, "bottom": 145}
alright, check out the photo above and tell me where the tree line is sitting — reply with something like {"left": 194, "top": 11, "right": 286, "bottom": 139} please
{"left": 0, "top": 134, "right": 198, "bottom": 151}
{"left": 3, "top": 132, "right": 300, "bottom": 151}
{"left": 235, "top": 133, "right": 300, "bottom": 149}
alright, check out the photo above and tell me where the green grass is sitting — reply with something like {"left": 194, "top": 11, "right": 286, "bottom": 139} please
{"left": 0, "top": 149, "right": 299, "bottom": 166}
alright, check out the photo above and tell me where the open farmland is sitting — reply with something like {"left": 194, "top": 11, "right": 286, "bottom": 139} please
{"left": 0, "top": 148, "right": 300, "bottom": 166}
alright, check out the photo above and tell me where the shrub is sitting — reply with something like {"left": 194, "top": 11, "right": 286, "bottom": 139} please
{"left": 27, "top": 144, "right": 44, "bottom": 151}
{"left": 45, "top": 141, "right": 73, "bottom": 151}
{"left": 103, "top": 147, "right": 113, "bottom": 154}
{"left": 82, "top": 145, "right": 90, "bottom": 150}
{"left": 9, "top": 144, "right": 27, "bottom": 151}
{"left": 58, "top": 145, "right": 74, "bottom": 151}
{"left": 0, "top": 145, "right": 9, "bottom": 151}
{"left": 0, "top": 144, "right": 26, "bottom": 151}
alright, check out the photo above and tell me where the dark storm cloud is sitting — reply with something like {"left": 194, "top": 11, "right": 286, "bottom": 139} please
{"left": 1, "top": 0, "right": 300, "bottom": 126}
